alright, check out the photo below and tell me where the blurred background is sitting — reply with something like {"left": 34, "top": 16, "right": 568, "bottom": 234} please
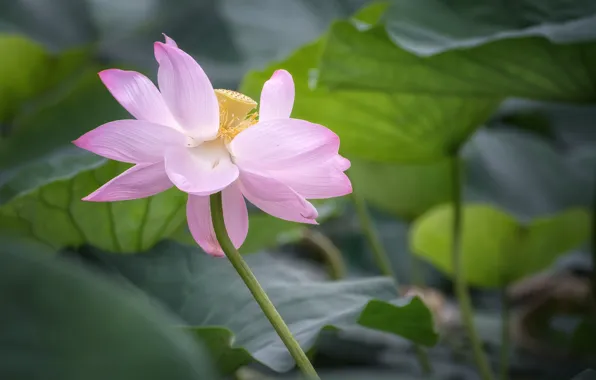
{"left": 1, "top": 1, "right": 596, "bottom": 379}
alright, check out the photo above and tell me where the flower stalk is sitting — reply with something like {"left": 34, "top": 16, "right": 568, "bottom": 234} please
{"left": 210, "top": 192, "right": 320, "bottom": 380}
{"left": 449, "top": 155, "right": 494, "bottom": 380}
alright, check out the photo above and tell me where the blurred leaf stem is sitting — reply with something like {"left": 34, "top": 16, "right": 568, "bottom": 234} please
{"left": 210, "top": 192, "right": 320, "bottom": 380}
{"left": 591, "top": 169, "right": 596, "bottom": 303}
{"left": 450, "top": 154, "right": 494, "bottom": 380}
{"left": 500, "top": 289, "right": 510, "bottom": 380}
{"left": 302, "top": 229, "right": 346, "bottom": 280}
{"left": 350, "top": 179, "right": 433, "bottom": 374}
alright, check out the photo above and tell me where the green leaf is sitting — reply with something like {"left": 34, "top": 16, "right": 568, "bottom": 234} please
{"left": 0, "top": 160, "right": 186, "bottom": 252}
{"left": 0, "top": 34, "right": 92, "bottom": 127}
{"left": 351, "top": 1, "right": 389, "bottom": 25}
{"left": 512, "top": 209, "right": 592, "bottom": 280}
{"left": 241, "top": 3, "right": 453, "bottom": 163}
{"left": 243, "top": 33, "right": 496, "bottom": 162}
{"left": 357, "top": 297, "right": 439, "bottom": 346}
{"left": 385, "top": 0, "right": 596, "bottom": 56}
{"left": 319, "top": 22, "right": 596, "bottom": 102}
{"left": 411, "top": 204, "right": 590, "bottom": 287}
{"left": 0, "top": 35, "right": 48, "bottom": 122}
{"left": 0, "top": 240, "right": 220, "bottom": 380}
{"left": 349, "top": 158, "right": 453, "bottom": 220}
{"left": 83, "top": 241, "right": 436, "bottom": 373}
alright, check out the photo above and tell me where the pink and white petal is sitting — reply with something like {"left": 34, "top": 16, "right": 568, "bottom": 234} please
{"left": 269, "top": 162, "right": 352, "bottom": 199}
{"left": 259, "top": 69, "right": 295, "bottom": 121}
{"left": 186, "top": 184, "right": 248, "bottom": 256}
{"left": 154, "top": 42, "right": 219, "bottom": 140}
{"left": 73, "top": 120, "right": 185, "bottom": 164}
{"left": 239, "top": 169, "right": 318, "bottom": 224}
{"left": 83, "top": 162, "right": 172, "bottom": 202}
{"left": 222, "top": 182, "right": 249, "bottom": 249}
{"left": 230, "top": 118, "right": 339, "bottom": 171}
{"left": 164, "top": 146, "right": 238, "bottom": 195}
{"left": 98, "top": 69, "right": 178, "bottom": 128}
{"left": 187, "top": 194, "right": 223, "bottom": 256}
{"left": 162, "top": 33, "right": 178, "bottom": 47}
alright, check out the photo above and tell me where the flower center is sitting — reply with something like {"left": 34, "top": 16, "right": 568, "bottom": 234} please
{"left": 215, "top": 89, "right": 259, "bottom": 143}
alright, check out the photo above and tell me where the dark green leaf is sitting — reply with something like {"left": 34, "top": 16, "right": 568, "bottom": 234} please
{"left": 385, "top": 0, "right": 596, "bottom": 56}
{"left": 185, "top": 327, "right": 253, "bottom": 375}
{"left": 319, "top": 22, "right": 596, "bottom": 102}
{"left": 464, "top": 129, "right": 596, "bottom": 218}
{"left": 84, "top": 241, "right": 436, "bottom": 373}
{"left": 0, "top": 240, "right": 220, "bottom": 380}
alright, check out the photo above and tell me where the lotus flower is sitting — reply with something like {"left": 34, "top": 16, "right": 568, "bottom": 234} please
{"left": 73, "top": 35, "right": 351, "bottom": 256}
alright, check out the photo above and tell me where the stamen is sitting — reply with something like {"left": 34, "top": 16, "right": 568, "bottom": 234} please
{"left": 215, "top": 89, "right": 259, "bottom": 143}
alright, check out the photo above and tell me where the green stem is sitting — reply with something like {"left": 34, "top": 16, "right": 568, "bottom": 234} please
{"left": 351, "top": 187, "right": 433, "bottom": 374}
{"left": 499, "top": 290, "right": 510, "bottom": 380}
{"left": 450, "top": 155, "right": 494, "bottom": 380}
{"left": 210, "top": 193, "right": 320, "bottom": 380}
{"left": 302, "top": 229, "right": 346, "bottom": 280}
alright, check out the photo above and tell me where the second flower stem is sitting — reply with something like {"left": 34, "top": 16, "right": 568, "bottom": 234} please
{"left": 351, "top": 187, "right": 433, "bottom": 374}
{"left": 210, "top": 193, "right": 320, "bottom": 380}
{"left": 449, "top": 155, "right": 494, "bottom": 380}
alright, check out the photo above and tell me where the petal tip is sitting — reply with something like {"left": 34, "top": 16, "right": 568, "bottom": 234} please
{"left": 98, "top": 69, "right": 119, "bottom": 87}
{"left": 72, "top": 136, "right": 87, "bottom": 149}
{"left": 272, "top": 69, "right": 290, "bottom": 78}
{"left": 161, "top": 33, "right": 178, "bottom": 47}
{"left": 81, "top": 194, "right": 96, "bottom": 202}
{"left": 205, "top": 247, "right": 225, "bottom": 257}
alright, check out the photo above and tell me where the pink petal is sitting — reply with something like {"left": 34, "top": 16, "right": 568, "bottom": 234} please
{"left": 268, "top": 159, "right": 352, "bottom": 199}
{"left": 83, "top": 162, "right": 172, "bottom": 202}
{"left": 154, "top": 42, "right": 219, "bottom": 141}
{"left": 222, "top": 182, "right": 249, "bottom": 249}
{"left": 333, "top": 155, "right": 351, "bottom": 171}
{"left": 186, "top": 182, "right": 248, "bottom": 256}
{"left": 230, "top": 118, "right": 340, "bottom": 170}
{"left": 162, "top": 33, "right": 178, "bottom": 47}
{"left": 98, "top": 69, "right": 178, "bottom": 128}
{"left": 259, "top": 69, "right": 295, "bottom": 121}
{"left": 73, "top": 120, "right": 185, "bottom": 164}
{"left": 187, "top": 194, "right": 222, "bottom": 256}
{"left": 238, "top": 169, "right": 318, "bottom": 224}
{"left": 164, "top": 144, "right": 238, "bottom": 195}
